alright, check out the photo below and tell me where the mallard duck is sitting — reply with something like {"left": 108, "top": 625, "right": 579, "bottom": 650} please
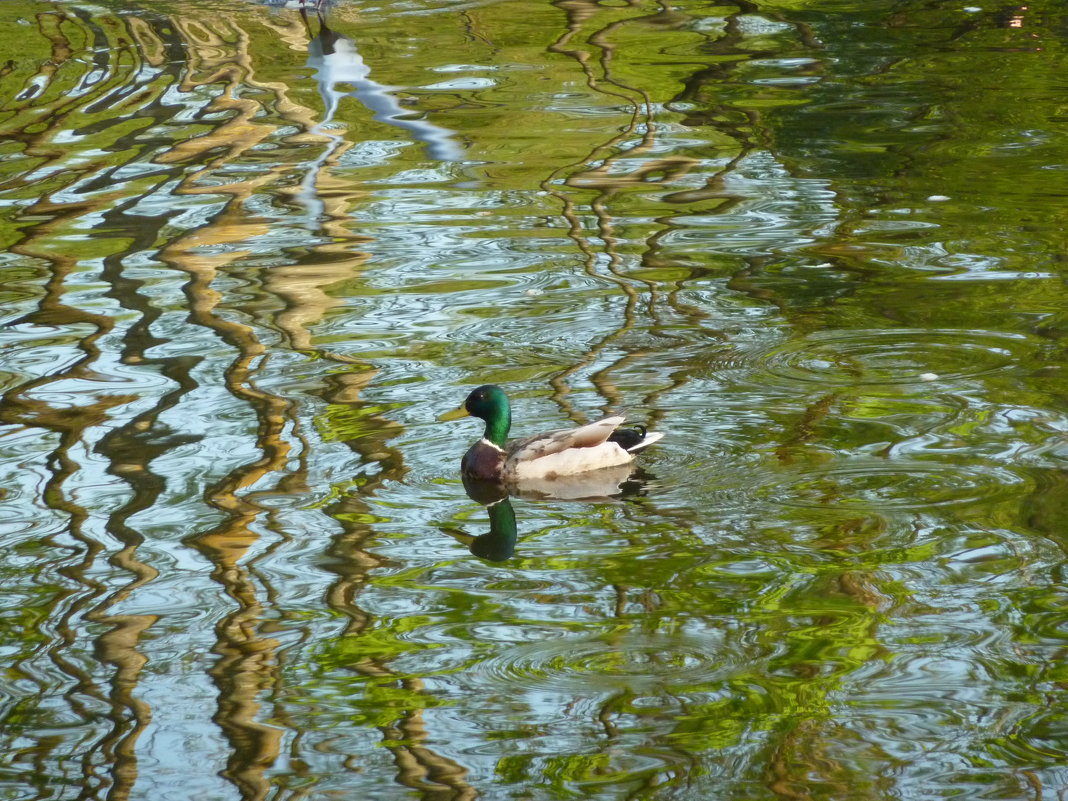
{"left": 448, "top": 385, "right": 663, "bottom": 482}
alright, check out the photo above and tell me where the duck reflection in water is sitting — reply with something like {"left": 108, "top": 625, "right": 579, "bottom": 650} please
{"left": 443, "top": 466, "right": 654, "bottom": 562}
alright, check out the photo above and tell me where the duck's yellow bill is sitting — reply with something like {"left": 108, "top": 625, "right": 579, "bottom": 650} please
{"left": 439, "top": 405, "right": 470, "bottom": 422}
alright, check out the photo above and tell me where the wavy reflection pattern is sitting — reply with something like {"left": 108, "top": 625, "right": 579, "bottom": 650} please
{"left": 0, "top": 4, "right": 410, "bottom": 798}
{"left": 0, "top": 1, "right": 1066, "bottom": 800}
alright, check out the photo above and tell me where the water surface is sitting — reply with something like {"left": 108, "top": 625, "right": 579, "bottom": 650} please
{"left": 2, "top": 0, "right": 1068, "bottom": 798}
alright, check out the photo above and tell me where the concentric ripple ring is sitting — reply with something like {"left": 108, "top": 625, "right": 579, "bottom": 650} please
{"left": 756, "top": 328, "right": 1031, "bottom": 387}
{"left": 758, "top": 460, "right": 1030, "bottom": 511}
{"left": 478, "top": 633, "right": 730, "bottom": 694}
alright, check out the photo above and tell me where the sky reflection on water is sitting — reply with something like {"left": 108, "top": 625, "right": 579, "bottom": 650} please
{"left": 1, "top": 0, "right": 1068, "bottom": 798}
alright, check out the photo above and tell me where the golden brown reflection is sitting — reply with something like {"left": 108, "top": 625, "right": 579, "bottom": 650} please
{"left": 1, "top": 0, "right": 797, "bottom": 796}
{"left": 8, "top": 0, "right": 1062, "bottom": 798}
{"left": 0, "top": 3, "right": 414, "bottom": 796}
{"left": 146, "top": 11, "right": 400, "bottom": 798}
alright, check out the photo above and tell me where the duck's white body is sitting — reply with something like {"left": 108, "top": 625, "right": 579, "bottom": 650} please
{"left": 508, "top": 416, "right": 662, "bottom": 480}
{"left": 456, "top": 385, "right": 663, "bottom": 483}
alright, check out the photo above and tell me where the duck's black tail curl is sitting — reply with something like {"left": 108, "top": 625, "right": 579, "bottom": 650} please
{"left": 608, "top": 424, "right": 649, "bottom": 452}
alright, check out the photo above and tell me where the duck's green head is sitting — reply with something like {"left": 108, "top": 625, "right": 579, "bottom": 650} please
{"left": 464, "top": 384, "right": 511, "bottom": 447}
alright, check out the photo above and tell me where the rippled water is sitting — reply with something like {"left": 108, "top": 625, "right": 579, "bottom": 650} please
{"left": 2, "top": 0, "right": 1068, "bottom": 798}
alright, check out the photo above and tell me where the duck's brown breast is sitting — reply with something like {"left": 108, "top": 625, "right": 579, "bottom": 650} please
{"left": 461, "top": 440, "right": 505, "bottom": 481}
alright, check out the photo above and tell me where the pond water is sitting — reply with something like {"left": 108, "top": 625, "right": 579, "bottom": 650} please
{"left": 2, "top": 0, "right": 1068, "bottom": 798}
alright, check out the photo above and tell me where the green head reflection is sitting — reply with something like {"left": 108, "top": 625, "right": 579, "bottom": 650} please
{"left": 468, "top": 499, "right": 518, "bottom": 562}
